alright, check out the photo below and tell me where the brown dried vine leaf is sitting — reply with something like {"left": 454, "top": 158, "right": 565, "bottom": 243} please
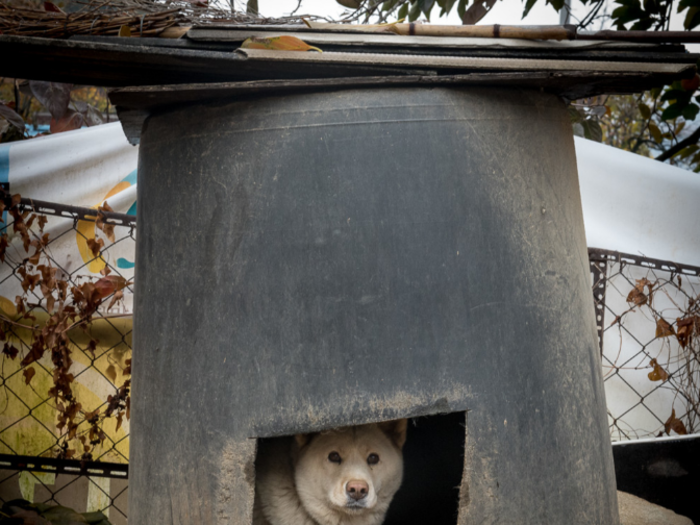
{"left": 0, "top": 233, "right": 8, "bottom": 263}
{"left": 125, "top": 396, "right": 130, "bottom": 420}
{"left": 107, "top": 290, "right": 123, "bottom": 311}
{"left": 86, "top": 237, "right": 104, "bottom": 258}
{"left": 655, "top": 317, "right": 675, "bottom": 338}
{"left": 664, "top": 409, "right": 688, "bottom": 436}
{"left": 2, "top": 343, "right": 19, "bottom": 360}
{"left": 20, "top": 269, "right": 41, "bottom": 293}
{"left": 28, "top": 249, "right": 41, "bottom": 266}
{"left": 627, "top": 284, "right": 647, "bottom": 306}
{"left": 87, "top": 339, "right": 98, "bottom": 358}
{"left": 11, "top": 194, "right": 21, "bottom": 207}
{"left": 115, "top": 411, "right": 124, "bottom": 432}
{"left": 648, "top": 358, "right": 669, "bottom": 382}
{"left": 675, "top": 316, "right": 698, "bottom": 348}
{"left": 106, "top": 364, "right": 117, "bottom": 383}
{"left": 96, "top": 202, "right": 116, "bottom": 243}
{"left": 627, "top": 277, "right": 655, "bottom": 307}
{"left": 37, "top": 215, "right": 48, "bottom": 232}
{"left": 23, "top": 367, "right": 36, "bottom": 385}
{"left": 95, "top": 276, "right": 130, "bottom": 301}
{"left": 124, "top": 358, "right": 131, "bottom": 376}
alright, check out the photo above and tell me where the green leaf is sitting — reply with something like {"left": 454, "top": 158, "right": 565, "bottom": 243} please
{"left": 582, "top": 119, "right": 603, "bottom": 142}
{"left": 678, "top": 0, "right": 699, "bottom": 12}
{"left": 648, "top": 121, "right": 663, "bottom": 142}
{"left": 677, "top": 144, "right": 699, "bottom": 159}
{"left": 615, "top": 0, "right": 642, "bottom": 7}
{"left": 246, "top": 0, "right": 258, "bottom": 15}
{"left": 638, "top": 102, "right": 651, "bottom": 119}
{"left": 457, "top": 0, "right": 469, "bottom": 19}
{"left": 408, "top": 0, "right": 423, "bottom": 20}
{"left": 397, "top": 1, "right": 409, "bottom": 18}
{"left": 81, "top": 511, "right": 110, "bottom": 525}
{"left": 643, "top": 0, "right": 660, "bottom": 14}
{"left": 522, "top": 0, "right": 538, "bottom": 18}
{"left": 661, "top": 102, "right": 685, "bottom": 120}
{"left": 440, "top": 0, "right": 457, "bottom": 15}
{"left": 383, "top": 0, "right": 401, "bottom": 11}
{"left": 631, "top": 17, "right": 654, "bottom": 29}
{"left": 684, "top": 6, "right": 700, "bottom": 28}
{"left": 422, "top": 0, "right": 435, "bottom": 19}
{"left": 548, "top": 0, "right": 565, "bottom": 10}
{"left": 568, "top": 106, "right": 584, "bottom": 123}
{"left": 682, "top": 102, "right": 700, "bottom": 120}
{"left": 661, "top": 89, "right": 687, "bottom": 102}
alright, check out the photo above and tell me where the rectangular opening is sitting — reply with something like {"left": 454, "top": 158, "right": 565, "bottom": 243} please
{"left": 254, "top": 411, "right": 466, "bottom": 525}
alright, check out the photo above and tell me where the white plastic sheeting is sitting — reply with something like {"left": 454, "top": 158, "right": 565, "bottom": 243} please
{"left": 0, "top": 122, "right": 137, "bottom": 313}
{"left": 576, "top": 136, "right": 700, "bottom": 265}
{"left": 2, "top": 125, "right": 698, "bottom": 443}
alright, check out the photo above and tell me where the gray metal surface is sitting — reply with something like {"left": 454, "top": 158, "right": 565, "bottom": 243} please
{"left": 132, "top": 87, "right": 618, "bottom": 524}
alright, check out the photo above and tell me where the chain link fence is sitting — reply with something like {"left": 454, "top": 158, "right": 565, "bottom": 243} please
{"left": 1, "top": 195, "right": 698, "bottom": 523}
{"left": 590, "top": 248, "right": 700, "bottom": 442}
{"left": 0, "top": 195, "right": 134, "bottom": 524}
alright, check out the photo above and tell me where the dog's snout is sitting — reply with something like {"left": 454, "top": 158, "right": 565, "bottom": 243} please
{"left": 346, "top": 480, "right": 369, "bottom": 501}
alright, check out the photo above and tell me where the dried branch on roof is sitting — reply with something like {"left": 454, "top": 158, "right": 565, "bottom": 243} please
{"left": 0, "top": 0, "right": 318, "bottom": 38}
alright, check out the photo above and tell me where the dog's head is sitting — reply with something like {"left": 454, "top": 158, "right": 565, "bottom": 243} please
{"left": 293, "top": 419, "right": 407, "bottom": 525}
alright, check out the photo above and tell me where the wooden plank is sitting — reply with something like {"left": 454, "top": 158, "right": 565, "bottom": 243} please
{"left": 0, "top": 35, "right": 432, "bottom": 86}
{"left": 236, "top": 48, "right": 695, "bottom": 75}
{"left": 187, "top": 28, "right": 660, "bottom": 50}
{"left": 111, "top": 69, "right": 690, "bottom": 145}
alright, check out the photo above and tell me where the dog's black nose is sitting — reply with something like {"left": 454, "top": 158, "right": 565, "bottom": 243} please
{"left": 346, "top": 480, "right": 369, "bottom": 501}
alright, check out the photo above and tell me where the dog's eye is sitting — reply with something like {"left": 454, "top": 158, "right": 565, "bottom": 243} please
{"left": 367, "top": 453, "right": 380, "bottom": 465}
{"left": 328, "top": 452, "right": 342, "bottom": 464}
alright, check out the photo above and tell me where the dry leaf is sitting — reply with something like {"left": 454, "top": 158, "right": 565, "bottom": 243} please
{"left": 648, "top": 358, "right": 669, "bottom": 382}
{"left": 119, "top": 25, "right": 132, "bottom": 37}
{"left": 28, "top": 249, "right": 41, "bottom": 266}
{"left": 664, "top": 409, "right": 688, "bottom": 436}
{"left": 23, "top": 366, "right": 36, "bottom": 385}
{"left": 0, "top": 234, "right": 8, "bottom": 263}
{"left": 94, "top": 275, "right": 130, "bottom": 300}
{"left": 675, "top": 316, "right": 697, "bottom": 348}
{"left": 86, "top": 237, "right": 104, "bottom": 257}
{"left": 106, "top": 364, "right": 117, "bottom": 383}
{"left": 626, "top": 286, "right": 647, "bottom": 306}
{"left": 655, "top": 317, "right": 675, "bottom": 338}
{"left": 241, "top": 35, "right": 322, "bottom": 53}
{"left": 44, "top": 1, "right": 64, "bottom": 13}
{"left": 2, "top": 343, "right": 19, "bottom": 360}
{"left": 107, "top": 289, "right": 124, "bottom": 310}
{"left": 50, "top": 110, "right": 83, "bottom": 133}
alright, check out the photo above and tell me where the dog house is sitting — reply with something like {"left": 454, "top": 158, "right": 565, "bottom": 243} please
{"left": 110, "top": 29, "right": 696, "bottom": 525}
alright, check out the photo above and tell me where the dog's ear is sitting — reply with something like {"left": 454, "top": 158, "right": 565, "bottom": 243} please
{"left": 294, "top": 433, "right": 316, "bottom": 449}
{"left": 379, "top": 419, "right": 408, "bottom": 450}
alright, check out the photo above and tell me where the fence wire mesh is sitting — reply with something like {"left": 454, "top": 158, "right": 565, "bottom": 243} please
{"left": 0, "top": 195, "right": 698, "bottom": 524}
{"left": 590, "top": 248, "right": 700, "bottom": 442}
{"left": 0, "top": 195, "right": 134, "bottom": 524}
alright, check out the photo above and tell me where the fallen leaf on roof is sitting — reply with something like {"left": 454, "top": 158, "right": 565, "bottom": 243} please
{"left": 241, "top": 36, "right": 322, "bottom": 53}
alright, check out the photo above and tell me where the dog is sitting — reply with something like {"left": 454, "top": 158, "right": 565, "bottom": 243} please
{"left": 253, "top": 419, "right": 408, "bottom": 525}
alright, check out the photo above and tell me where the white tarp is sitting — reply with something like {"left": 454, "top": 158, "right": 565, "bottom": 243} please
{"left": 576, "top": 136, "right": 700, "bottom": 265}
{"left": 2, "top": 124, "right": 699, "bottom": 443}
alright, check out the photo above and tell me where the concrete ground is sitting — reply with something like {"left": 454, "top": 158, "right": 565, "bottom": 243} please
{"left": 618, "top": 491, "right": 693, "bottom": 525}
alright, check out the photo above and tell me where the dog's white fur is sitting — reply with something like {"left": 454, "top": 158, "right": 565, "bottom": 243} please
{"left": 254, "top": 420, "right": 408, "bottom": 525}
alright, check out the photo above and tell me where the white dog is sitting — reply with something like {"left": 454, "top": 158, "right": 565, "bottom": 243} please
{"left": 254, "top": 420, "right": 408, "bottom": 525}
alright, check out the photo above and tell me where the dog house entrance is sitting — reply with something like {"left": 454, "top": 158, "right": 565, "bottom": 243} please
{"left": 384, "top": 412, "right": 465, "bottom": 525}
{"left": 253, "top": 411, "right": 466, "bottom": 525}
